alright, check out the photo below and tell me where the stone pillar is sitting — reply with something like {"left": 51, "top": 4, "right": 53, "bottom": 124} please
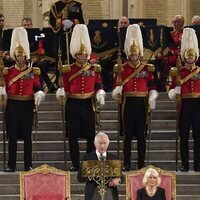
{"left": 0, "top": 0, "right": 3, "bottom": 14}
{"left": 81, "top": 0, "right": 110, "bottom": 24}
{"left": 123, "top": 0, "right": 128, "bottom": 16}
{"left": 109, "top": 0, "right": 123, "bottom": 19}
{"left": 32, "top": 0, "right": 43, "bottom": 28}
{"left": 127, "top": 0, "right": 144, "bottom": 18}
{"left": 189, "top": 0, "right": 200, "bottom": 25}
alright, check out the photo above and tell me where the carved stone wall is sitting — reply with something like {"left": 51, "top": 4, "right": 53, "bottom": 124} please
{"left": 3, "top": 0, "right": 24, "bottom": 28}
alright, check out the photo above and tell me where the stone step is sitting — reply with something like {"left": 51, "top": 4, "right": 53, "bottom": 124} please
{"left": 0, "top": 129, "right": 194, "bottom": 141}
{"left": 0, "top": 109, "right": 177, "bottom": 121}
{"left": 0, "top": 91, "right": 199, "bottom": 200}
{"left": 0, "top": 119, "right": 177, "bottom": 131}
{"left": 0, "top": 172, "right": 199, "bottom": 184}
{"left": 1, "top": 183, "right": 199, "bottom": 196}
{"left": 0, "top": 149, "right": 192, "bottom": 161}
{"left": 0, "top": 161, "right": 197, "bottom": 172}
{"left": 0, "top": 139, "right": 195, "bottom": 151}
{"left": 0, "top": 172, "right": 199, "bottom": 197}
{"left": 43, "top": 92, "right": 170, "bottom": 101}
{"left": 37, "top": 99, "right": 176, "bottom": 110}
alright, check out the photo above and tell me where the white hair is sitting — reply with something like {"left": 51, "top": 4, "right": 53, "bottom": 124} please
{"left": 142, "top": 168, "right": 161, "bottom": 187}
{"left": 191, "top": 15, "right": 200, "bottom": 25}
{"left": 94, "top": 132, "right": 109, "bottom": 144}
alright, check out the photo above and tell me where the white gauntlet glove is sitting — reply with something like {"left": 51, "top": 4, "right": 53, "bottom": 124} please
{"left": 174, "top": 86, "right": 181, "bottom": 94}
{"left": 148, "top": 99, "right": 156, "bottom": 110}
{"left": 34, "top": 91, "right": 45, "bottom": 106}
{"left": 148, "top": 90, "right": 159, "bottom": 110}
{"left": 62, "top": 19, "right": 73, "bottom": 31}
{"left": 56, "top": 87, "right": 66, "bottom": 100}
{"left": 96, "top": 89, "right": 106, "bottom": 106}
{"left": 168, "top": 86, "right": 181, "bottom": 100}
{"left": 112, "top": 86, "right": 123, "bottom": 100}
{"left": 0, "top": 86, "right": 7, "bottom": 101}
{"left": 0, "top": 86, "right": 7, "bottom": 95}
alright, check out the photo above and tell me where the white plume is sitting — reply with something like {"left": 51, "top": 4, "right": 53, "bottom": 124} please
{"left": 70, "top": 24, "right": 91, "bottom": 59}
{"left": 124, "top": 24, "right": 143, "bottom": 57}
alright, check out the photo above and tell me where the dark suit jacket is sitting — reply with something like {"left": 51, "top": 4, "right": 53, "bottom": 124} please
{"left": 137, "top": 187, "right": 166, "bottom": 200}
{"left": 49, "top": 0, "right": 84, "bottom": 32}
{"left": 77, "top": 151, "right": 121, "bottom": 200}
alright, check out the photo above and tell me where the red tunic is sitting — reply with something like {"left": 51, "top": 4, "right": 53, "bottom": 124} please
{"left": 169, "top": 30, "right": 183, "bottom": 56}
{"left": 5, "top": 65, "right": 41, "bottom": 96}
{"left": 170, "top": 66, "right": 200, "bottom": 98}
{"left": 114, "top": 61, "right": 156, "bottom": 96}
{"left": 63, "top": 63, "right": 103, "bottom": 96}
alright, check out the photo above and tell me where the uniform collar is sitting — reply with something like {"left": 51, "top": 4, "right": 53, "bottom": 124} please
{"left": 15, "top": 64, "right": 27, "bottom": 71}
{"left": 184, "top": 65, "right": 197, "bottom": 70}
{"left": 128, "top": 60, "right": 141, "bottom": 68}
{"left": 75, "top": 61, "right": 88, "bottom": 68}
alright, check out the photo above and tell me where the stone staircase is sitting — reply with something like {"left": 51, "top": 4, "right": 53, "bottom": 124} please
{"left": 0, "top": 93, "right": 200, "bottom": 200}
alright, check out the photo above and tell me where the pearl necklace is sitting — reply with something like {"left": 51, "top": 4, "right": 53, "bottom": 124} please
{"left": 145, "top": 186, "right": 157, "bottom": 197}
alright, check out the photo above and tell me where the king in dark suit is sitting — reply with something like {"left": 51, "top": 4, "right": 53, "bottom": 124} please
{"left": 77, "top": 132, "right": 122, "bottom": 200}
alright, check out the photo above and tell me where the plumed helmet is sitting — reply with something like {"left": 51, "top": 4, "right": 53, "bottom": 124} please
{"left": 10, "top": 27, "right": 30, "bottom": 60}
{"left": 14, "top": 45, "right": 26, "bottom": 57}
{"left": 129, "top": 39, "right": 140, "bottom": 55}
{"left": 180, "top": 27, "right": 199, "bottom": 62}
{"left": 70, "top": 24, "right": 91, "bottom": 59}
{"left": 124, "top": 24, "right": 143, "bottom": 57}
{"left": 78, "top": 41, "right": 87, "bottom": 54}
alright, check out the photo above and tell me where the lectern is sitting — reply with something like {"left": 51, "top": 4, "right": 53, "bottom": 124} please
{"left": 81, "top": 159, "right": 122, "bottom": 200}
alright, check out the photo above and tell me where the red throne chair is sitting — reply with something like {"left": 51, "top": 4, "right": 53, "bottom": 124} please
{"left": 20, "top": 164, "right": 70, "bottom": 200}
{"left": 126, "top": 165, "right": 176, "bottom": 200}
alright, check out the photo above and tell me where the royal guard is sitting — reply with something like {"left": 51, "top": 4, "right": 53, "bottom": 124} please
{"left": 168, "top": 28, "right": 200, "bottom": 172}
{"left": 56, "top": 24, "right": 106, "bottom": 171}
{"left": 112, "top": 24, "right": 158, "bottom": 171}
{"left": 0, "top": 27, "right": 45, "bottom": 172}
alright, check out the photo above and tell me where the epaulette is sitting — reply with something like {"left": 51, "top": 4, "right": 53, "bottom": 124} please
{"left": 3, "top": 67, "right": 8, "bottom": 75}
{"left": 93, "top": 64, "right": 101, "bottom": 73}
{"left": 32, "top": 67, "right": 41, "bottom": 75}
{"left": 169, "top": 67, "right": 178, "bottom": 77}
{"left": 113, "top": 63, "right": 124, "bottom": 73}
{"left": 147, "top": 64, "right": 155, "bottom": 72}
{"left": 62, "top": 64, "right": 71, "bottom": 73}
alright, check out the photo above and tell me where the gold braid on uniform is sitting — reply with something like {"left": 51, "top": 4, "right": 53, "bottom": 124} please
{"left": 3, "top": 67, "right": 8, "bottom": 75}
{"left": 62, "top": 64, "right": 71, "bottom": 73}
{"left": 50, "top": 3, "right": 63, "bottom": 20}
{"left": 50, "top": 3, "right": 69, "bottom": 33}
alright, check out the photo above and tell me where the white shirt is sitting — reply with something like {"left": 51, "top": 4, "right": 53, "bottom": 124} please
{"left": 96, "top": 150, "right": 107, "bottom": 160}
